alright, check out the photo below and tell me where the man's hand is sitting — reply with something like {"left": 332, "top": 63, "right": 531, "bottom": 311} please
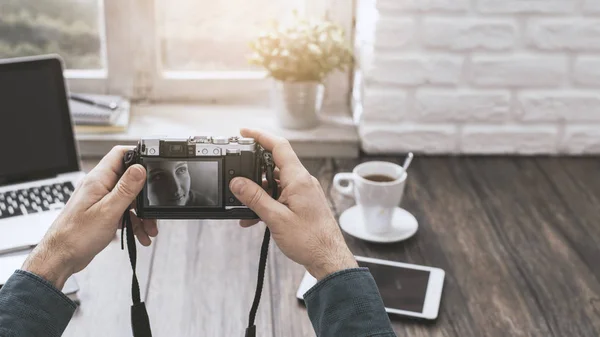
{"left": 230, "top": 129, "right": 357, "bottom": 280}
{"left": 22, "top": 146, "right": 158, "bottom": 289}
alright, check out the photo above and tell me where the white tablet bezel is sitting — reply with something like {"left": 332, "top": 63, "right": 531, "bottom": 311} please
{"left": 296, "top": 256, "right": 445, "bottom": 320}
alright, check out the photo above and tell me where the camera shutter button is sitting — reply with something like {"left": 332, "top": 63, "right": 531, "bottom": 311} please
{"left": 238, "top": 137, "right": 254, "bottom": 145}
{"left": 213, "top": 148, "right": 220, "bottom": 155}
{"left": 149, "top": 148, "right": 156, "bottom": 155}
{"left": 201, "top": 148, "right": 209, "bottom": 155}
{"left": 212, "top": 136, "right": 229, "bottom": 145}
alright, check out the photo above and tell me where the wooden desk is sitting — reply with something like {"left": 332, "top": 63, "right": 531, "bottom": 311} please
{"left": 64, "top": 157, "right": 600, "bottom": 337}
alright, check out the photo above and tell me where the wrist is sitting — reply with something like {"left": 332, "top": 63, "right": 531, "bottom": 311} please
{"left": 306, "top": 247, "right": 358, "bottom": 281}
{"left": 22, "top": 239, "right": 75, "bottom": 290}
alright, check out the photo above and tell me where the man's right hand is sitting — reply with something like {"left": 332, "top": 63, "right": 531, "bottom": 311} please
{"left": 229, "top": 129, "right": 358, "bottom": 281}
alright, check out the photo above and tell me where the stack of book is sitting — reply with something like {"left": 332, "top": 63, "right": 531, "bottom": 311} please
{"left": 69, "top": 93, "right": 130, "bottom": 134}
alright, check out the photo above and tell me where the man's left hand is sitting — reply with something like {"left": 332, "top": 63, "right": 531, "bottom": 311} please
{"left": 22, "top": 146, "right": 158, "bottom": 289}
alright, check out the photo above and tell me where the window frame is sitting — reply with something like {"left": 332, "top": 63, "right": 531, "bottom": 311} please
{"left": 65, "top": 0, "right": 137, "bottom": 96}
{"left": 65, "top": 0, "right": 355, "bottom": 110}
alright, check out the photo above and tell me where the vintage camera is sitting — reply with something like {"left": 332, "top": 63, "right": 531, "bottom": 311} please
{"left": 123, "top": 136, "right": 272, "bottom": 219}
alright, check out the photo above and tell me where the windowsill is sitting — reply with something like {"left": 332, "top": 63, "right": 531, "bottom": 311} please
{"left": 75, "top": 104, "right": 359, "bottom": 158}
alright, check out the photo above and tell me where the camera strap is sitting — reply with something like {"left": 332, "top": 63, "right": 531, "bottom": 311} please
{"left": 121, "top": 149, "right": 277, "bottom": 337}
{"left": 121, "top": 210, "right": 152, "bottom": 337}
{"left": 245, "top": 151, "right": 277, "bottom": 337}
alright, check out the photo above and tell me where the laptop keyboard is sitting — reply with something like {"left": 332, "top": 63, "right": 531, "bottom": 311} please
{"left": 0, "top": 182, "right": 74, "bottom": 219}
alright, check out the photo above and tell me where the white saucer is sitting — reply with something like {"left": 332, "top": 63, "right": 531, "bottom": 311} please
{"left": 339, "top": 206, "right": 418, "bottom": 243}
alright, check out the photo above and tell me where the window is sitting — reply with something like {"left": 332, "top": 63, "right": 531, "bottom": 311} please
{"left": 0, "top": 0, "right": 105, "bottom": 70}
{"left": 157, "top": 0, "right": 304, "bottom": 72}
{"left": 0, "top": 0, "right": 354, "bottom": 107}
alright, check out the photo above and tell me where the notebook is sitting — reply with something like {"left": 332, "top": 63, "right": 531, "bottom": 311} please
{"left": 69, "top": 93, "right": 128, "bottom": 126}
{"left": 74, "top": 104, "right": 130, "bottom": 134}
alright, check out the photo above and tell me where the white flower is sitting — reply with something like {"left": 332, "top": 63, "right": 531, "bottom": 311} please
{"left": 308, "top": 44, "right": 322, "bottom": 55}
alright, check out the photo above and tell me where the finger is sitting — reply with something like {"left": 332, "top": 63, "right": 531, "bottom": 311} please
{"left": 230, "top": 177, "right": 290, "bottom": 225}
{"left": 260, "top": 178, "right": 282, "bottom": 204}
{"left": 240, "top": 219, "right": 260, "bottom": 228}
{"left": 143, "top": 219, "right": 159, "bottom": 237}
{"left": 262, "top": 171, "right": 280, "bottom": 187}
{"left": 129, "top": 209, "right": 158, "bottom": 237}
{"left": 240, "top": 128, "right": 303, "bottom": 171}
{"left": 87, "top": 146, "right": 134, "bottom": 189}
{"left": 100, "top": 164, "right": 146, "bottom": 216}
{"left": 241, "top": 128, "right": 280, "bottom": 151}
{"left": 128, "top": 211, "right": 158, "bottom": 240}
{"left": 274, "top": 167, "right": 280, "bottom": 180}
{"left": 131, "top": 214, "right": 151, "bottom": 246}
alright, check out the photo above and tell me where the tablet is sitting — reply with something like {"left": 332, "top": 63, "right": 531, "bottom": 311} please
{"left": 296, "top": 256, "right": 445, "bottom": 320}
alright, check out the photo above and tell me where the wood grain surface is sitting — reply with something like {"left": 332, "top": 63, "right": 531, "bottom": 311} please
{"left": 145, "top": 219, "right": 273, "bottom": 337}
{"left": 65, "top": 157, "right": 600, "bottom": 336}
{"left": 63, "top": 239, "right": 155, "bottom": 337}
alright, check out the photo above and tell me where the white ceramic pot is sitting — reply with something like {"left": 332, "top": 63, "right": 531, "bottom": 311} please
{"left": 271, "top": 80, "right": 324, "bottom": 130}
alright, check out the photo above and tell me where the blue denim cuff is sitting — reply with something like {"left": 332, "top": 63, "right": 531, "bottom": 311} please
{"left": 0, "top": 270, "right": 76, "bottom": 337}
{"left": 304, "top": 268, "right": 395, "bottom": 337}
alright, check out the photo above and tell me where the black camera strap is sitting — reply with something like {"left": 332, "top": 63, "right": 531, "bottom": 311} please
{"left": 121, "top": 149, "right": 277, "bottom": 337}
{"left": 245, "top": 228, "right": 270, "bottom": 337}
{"left": 121, "top": 210, "right": 152, "bottom": 337}
{"left": 245, "top": 151, "right": 277, "bottom": 337}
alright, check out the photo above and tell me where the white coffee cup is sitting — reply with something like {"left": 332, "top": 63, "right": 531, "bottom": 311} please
{"left": 333, "top": 161, "right": 407, "bottom": 234}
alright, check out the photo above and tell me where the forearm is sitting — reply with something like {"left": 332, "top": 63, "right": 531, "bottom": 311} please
{"left": 304, "top": 268, "right": 396, "bottom": 337}
{"left": 21, "top": 239, "right": 74, "bottom": 290}
{"left": 0, "top": 270, "right": 76, "bottom": 337}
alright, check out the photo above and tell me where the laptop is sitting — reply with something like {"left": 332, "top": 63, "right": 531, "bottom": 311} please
{"left": 0, "top": 55, "right": 85, "bottom": 253}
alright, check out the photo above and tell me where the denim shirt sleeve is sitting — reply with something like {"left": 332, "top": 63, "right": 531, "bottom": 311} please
{"left": 304, "top": 268, "right": 396, "bottom": 337}
{"left": 0, "top": 270, "right": 76, "bottom": 337}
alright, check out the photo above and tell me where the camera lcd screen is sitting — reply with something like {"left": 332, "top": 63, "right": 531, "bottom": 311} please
{"left": 142, "top": 159, "right": 221, "bottom": 207}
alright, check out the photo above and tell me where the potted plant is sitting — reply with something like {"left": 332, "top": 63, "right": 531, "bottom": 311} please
{"left": 249, "top": 13, "right": 353, "bottom": 129}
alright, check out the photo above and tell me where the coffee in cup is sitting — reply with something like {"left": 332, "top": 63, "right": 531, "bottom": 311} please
{"left": 333, "top": 161, "right": 407, "bottom": 235}
{"left": 362, "top": 174, "right": 397, "bottom": 183}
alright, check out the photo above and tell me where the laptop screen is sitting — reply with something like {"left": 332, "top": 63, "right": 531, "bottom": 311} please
{"left": 0, "top": 56, "right": 79, "bottom": 186}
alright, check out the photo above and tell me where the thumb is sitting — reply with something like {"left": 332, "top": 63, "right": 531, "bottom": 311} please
{"left": 102, "top": 164, "right": 146, "bottom": 215}
{"left": 230, "top": 177, "right": 288, "bottom": 224}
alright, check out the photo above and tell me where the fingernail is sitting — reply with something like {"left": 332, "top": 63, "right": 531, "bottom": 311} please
{"left": 130, "top": 165, "right": 145, "bottom": 182}
{"left": 230, "top": 177, "right": 246, "bottom": 195}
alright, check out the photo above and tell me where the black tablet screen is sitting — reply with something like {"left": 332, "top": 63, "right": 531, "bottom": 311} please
{"left": 359, "top": 261, "right": 431, "bottom": 313}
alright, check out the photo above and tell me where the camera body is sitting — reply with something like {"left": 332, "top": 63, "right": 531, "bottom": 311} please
{"left": 124, "top": 136, "right": 267, "bottom": 219}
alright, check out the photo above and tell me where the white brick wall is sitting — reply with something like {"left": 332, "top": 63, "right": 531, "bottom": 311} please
{"left": 355, "top": 0, "right": 600, "bottom": 154}
{"left": 360, "top": 124, "right": 458, "bottom": 153}
{"left": 573, "top": 57, "right": 600, "bottom": 86}
{"left": 361, "top": 87, "right": 408, "bottom": 122}
{"left": 416, "top": 90, "right": 511, "bottom": 122}
{"left": 517, "top": 92, "right": 600, "bottom": 122}
{"left": 478, "top": 0, "right": 575, "bottom": 14}
{"left": 470, "top": 56, "right": 567, "bottom": 87}
{"left": 561, "top": 126, "right": 600, "bottom": 153}
{"left": 583, "top": 0, "right": 600, "bottom": 14}
{"left": 423, "top": 19, "right": 517, "bottom": 51}
{"left": 364, "top": 55, "right": 463, "bottom": 86}
{"left": 528, "top": 19, "right": 600, "bottom": 51}
{"left": 377, "top": 0, "right": 470, "bottom": 13}
{"left": 461, "top": 125, "right": 558, "bottom": 154}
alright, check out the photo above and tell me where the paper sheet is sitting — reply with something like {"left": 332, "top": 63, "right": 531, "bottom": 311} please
{"left": 0, "top": 252, "right": 28, "bottom": 285}
{"left": 0, "top": 251, "right": 79, "bottom": 295}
